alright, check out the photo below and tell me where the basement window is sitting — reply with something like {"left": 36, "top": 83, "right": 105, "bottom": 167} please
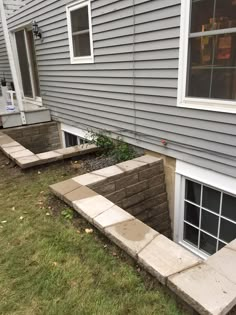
{"left": 175, "top": 160, "right": 236, "bottom": 259}
{"left": 66, "top": 0, "right": 94, "bottom": 64}
{"left": 61, "top": 124, "right": 89, "bottom": 148}
{"left": 183, "top": 180, "right": 236, "bottom": 256}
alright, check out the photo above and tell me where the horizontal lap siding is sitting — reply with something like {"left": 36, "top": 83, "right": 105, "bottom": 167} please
{"left": 6, "top": 0, "right": 236, "bottom": 177}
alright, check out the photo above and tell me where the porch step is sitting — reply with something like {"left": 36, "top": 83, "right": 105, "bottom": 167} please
{"left": 0, "top": 108, "right": 51, "bottom": 128}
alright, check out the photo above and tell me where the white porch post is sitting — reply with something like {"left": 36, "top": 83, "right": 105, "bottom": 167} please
{"left": 0, "top": 0, "right": 26, "bottom": 124}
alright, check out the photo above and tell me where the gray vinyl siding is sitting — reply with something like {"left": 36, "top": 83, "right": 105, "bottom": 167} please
{"left": 6, "top": 0, "right": 236, "bottom": 178}
{"left": 0, "top": 20, "right": 12, "bottom": 93}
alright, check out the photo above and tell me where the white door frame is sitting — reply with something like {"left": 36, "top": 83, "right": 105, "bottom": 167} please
{"left": 11, "top": 23, "right": 42, "bottom": 105}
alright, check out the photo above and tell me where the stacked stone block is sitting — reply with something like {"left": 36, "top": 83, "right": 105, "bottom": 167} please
{"left": 3, "top": 122, "right": 61, "bottom": 153}
{"left": 89, "top": 157, "right": 171, "bottom": 237}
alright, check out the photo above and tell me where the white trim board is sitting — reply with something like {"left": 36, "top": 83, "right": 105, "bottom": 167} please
{"left": 177, "top": 0, "right": 236, "bottom": 113}
{"left": 176, "top": 160, "right": 236, "bottom": 196}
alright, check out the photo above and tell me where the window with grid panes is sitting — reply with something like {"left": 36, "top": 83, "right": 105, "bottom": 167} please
{"left": 183, "top": 179, "right": 236, "bottom": 256}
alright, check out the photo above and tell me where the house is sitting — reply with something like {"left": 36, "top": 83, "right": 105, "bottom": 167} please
{"left": 0, "top": 0, "right": 235, "bottom": 259}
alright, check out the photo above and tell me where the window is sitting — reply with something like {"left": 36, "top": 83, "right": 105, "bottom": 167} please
{"left": 174, "top": 160, "right": 236, "bottom": 258}
{"left": 66, "top": 0, "right": 94, "bottom": 64}
{"left": 61, "top": 124, "right": 89, "bottom": 148}
{"left": 178, "top": 0, "right": 236, "bottom": 112}
{"left": 64, "top": 132, "right": 78, "bottom": 147}
{"left": 184, "top": 179, "right": 236, "bottom": 256}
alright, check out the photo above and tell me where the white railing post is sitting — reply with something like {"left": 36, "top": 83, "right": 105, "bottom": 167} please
{"left": 0, "top": 0, "right": 26, "bottom": 124}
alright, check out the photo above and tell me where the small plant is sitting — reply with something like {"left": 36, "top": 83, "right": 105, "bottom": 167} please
{"left": 87, "top": 130, "right": 115, "bottom": 155}
{"left": 61, "top": 208, "right": 74, "bottom": 221}
{"left": 86, "top": 130, "right": 137, "bottom": 162}
{"left": 112, "top": 139, "right": 136, "bottom": 162}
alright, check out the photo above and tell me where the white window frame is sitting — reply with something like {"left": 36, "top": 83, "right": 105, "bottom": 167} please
{"left": 174, "top": 160, "right": 236, "bottom": 259}
{"left": 61, "top": 123, "right": 90, "bottom": 148}
{"left": 177, "top": 0, "right": 236, "bottom": 114}
{"left": 66, "top": 0, "right": 94, "bottom": 64}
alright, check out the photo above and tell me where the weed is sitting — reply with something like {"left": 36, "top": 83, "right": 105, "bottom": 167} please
{"left": 61, "top": 208, "right": 74, "bottom": 220}
{"left": 87, "top": 130, "right": 136, "bottom": 162}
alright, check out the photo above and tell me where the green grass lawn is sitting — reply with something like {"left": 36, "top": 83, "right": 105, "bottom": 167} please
{"left": 0, "top": 153, "right": 188, "bottom": 315}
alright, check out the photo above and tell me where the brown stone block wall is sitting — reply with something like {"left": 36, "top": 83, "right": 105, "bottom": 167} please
{"left": 3, "top": 122, "right": 62, "bottom": 153}
{"left": 89, "top": 159, "right": 172, "bottom": 238}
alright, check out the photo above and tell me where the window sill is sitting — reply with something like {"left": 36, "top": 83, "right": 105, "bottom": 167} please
{"left": 70, "top": 56, "right": 94, "bottom": 64}
{"left": 178, "top": 98, "right": 236, "bottom": 114}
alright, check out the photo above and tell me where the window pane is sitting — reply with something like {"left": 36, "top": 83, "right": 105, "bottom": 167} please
{"left": 211, "top": 68, "right": 236, "bottom": 100}
{"left": 73, "top": 33, "right": 91, "bottom": 57}
{"left": 15, "top": 30, "right": 33, "bottom": 98}
{"left": 220, "top": 219, "right": 236, "bottom": 243}
{"left": 200, "top": 232, "right": 217, "bottom": 255}
{"left": 201, "top": 210, "right": 219, "bottom": 236}
{"left": 184, "top": 223, "right": 199, "bottom": 247}
{"left": 222, "top": 193, "right": 236, "bottom": 222}
{"left": 215, "top": 0, "right": 236, "bottom": 30}
{"left": 65, "top": 132, "right": 78, "bottom": 147}
{"left": 218, "top": 241, "right": 226, "bottom": 250}
{"left": 187, "top": 34, "right": 236, "bottom": 100}
{"left": 185, "top": 180, "right": 201, "bottom": 205}
{"left": 185, "top": 202, "right": 200, "bottom": 227}
{"left": 191, "top": 0, "right": 215, "bottom": 33}
{"left": 202, "top": 186, "right": 221, "bottom": 213}
{"left": 71, "top": 6, "right": 89, "bottom": 33}
{"left": 191, "top": 0, "right": 236, "bottom": 33}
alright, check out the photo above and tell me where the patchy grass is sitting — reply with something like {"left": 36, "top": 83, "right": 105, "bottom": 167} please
{"left": 0, "top": 153, "right": 189, "bottom": 315}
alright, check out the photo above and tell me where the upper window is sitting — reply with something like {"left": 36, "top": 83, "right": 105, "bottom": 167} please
{"left": 66, "top": 0, "right": 94, "bottom": 64}
{"left": 179, "top": 0, "right": 236, "bottom": 112}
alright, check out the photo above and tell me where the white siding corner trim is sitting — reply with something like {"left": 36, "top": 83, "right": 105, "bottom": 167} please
{"left": 174, "top": 160, "right": 236, "bottom": 259}
{"left": 177, "top": 0, "right": 236, "bottom": 114}
{"left": 66, "top": 0, "right": 94, "bottom": 64}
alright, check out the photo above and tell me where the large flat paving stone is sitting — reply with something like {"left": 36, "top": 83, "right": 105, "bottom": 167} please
{"left": 73, "top": 173, "right": 105, "bottom": 186}
{"left": 10, "top": 149, "right": 34, "bottom": 159}
{"left": 168, "top": 263, "right": 236, "bottom": 315}
{"left": 50, "top": 179, "right": 81, "bottom": 198}
{"left": 93, "top": 165, "right": 123, "bottom": 178}
{"left": 0, "top": 134, "right": 14, "bottom": 146}
{"left": 138, "top": 235, "right": 201, "bottom": 284}
{"left": 1, "top": 141, "right": 21, "bottom": 148}
{"left": 37, "top": 151, "right": 63, "bottom": 162}
{"left": 207, "top": 247, "right": 236, "bottom": 284}
{"left": 93, "top": 205, "right": 133, "bottom": 230}
{"left": 117, "top": 160, "right": 147, "bottom": 172}
{"left": 3, "top": 145, "right": 26, "bottom": 156}
{"left": 64, "top": 186, "right": 97, "bottom": 206}
{"left": 73, "top": 195, "right": 114, "bottom": 223}
{"left": 16, "top": 155, "right": 41, "bottom": 168}
{"left": 105, "top": 219, "right": 158, "bottom": 258}
{"left": 134, "top": 155, "right": 161, "bottom": 165}
{"left": 55, "top": 146, "right": 81, "bottom": 159}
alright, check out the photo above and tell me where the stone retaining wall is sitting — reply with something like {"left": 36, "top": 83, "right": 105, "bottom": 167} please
{"left": 88, "top": 157, "right": 171, "bottom": 237}
{"left": 3, "top": 122, "right": 61, "bottom": 153}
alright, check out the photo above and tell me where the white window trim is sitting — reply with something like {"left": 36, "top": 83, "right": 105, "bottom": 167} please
{"left": 61, "top": 123, "right": 90, "bottom": 148}
{"left": 177, "top": 0, "right": 236, "bottom": 114}
{"left": 174, "top": 160, "right": 236, "bottom": 259}
{"left": 66, "top": 0, "right": 94, "bottom": 64}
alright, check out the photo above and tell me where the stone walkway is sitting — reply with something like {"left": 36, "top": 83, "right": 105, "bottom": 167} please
{"left": 0, "top": 131, "right": 97, "bottom": 168}
{"left": 50, "top": 155, "right": 236, "bottom": 315}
